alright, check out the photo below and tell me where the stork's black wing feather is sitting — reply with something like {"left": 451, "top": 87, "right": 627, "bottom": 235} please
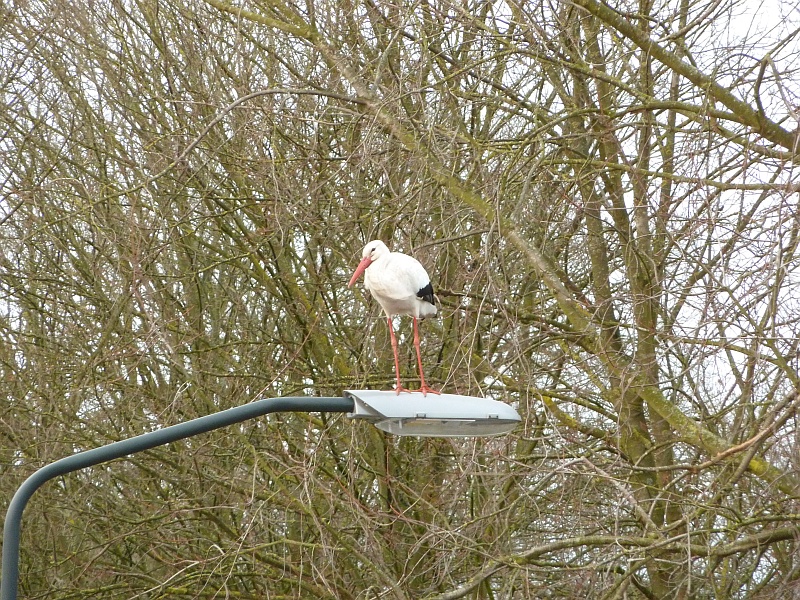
{"left": 417, "top": 282, "right": 435, "bottom": 306}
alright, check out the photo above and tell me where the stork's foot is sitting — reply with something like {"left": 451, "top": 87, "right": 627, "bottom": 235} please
{"left": 391, "top": 383, "right": 441, "bottom": 395}
{"left": 415, "top": 385, "right": 441, "bottom": 396}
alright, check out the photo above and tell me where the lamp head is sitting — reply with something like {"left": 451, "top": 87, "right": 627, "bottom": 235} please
{"left": 345, "top": 390, "right": 521, "bottom": 437}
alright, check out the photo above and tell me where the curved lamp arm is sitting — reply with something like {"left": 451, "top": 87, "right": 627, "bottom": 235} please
{"left": 1, "top": 396, "right": 353, "bottom": 600}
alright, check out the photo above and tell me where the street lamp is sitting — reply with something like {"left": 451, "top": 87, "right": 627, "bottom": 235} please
{"left": 0, "top": 392, "right": 520, "bottom": 600}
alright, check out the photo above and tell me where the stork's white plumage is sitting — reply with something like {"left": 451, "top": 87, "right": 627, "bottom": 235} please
{"left": 348, "top": 240, "right": 439, "bottom": 395}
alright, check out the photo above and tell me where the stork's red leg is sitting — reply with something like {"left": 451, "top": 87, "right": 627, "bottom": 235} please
{"left": 413, "top": 317, "right": 440, "bottom": 396}
{"left": 387, "top": 317, "right": 411, "bottom": 394}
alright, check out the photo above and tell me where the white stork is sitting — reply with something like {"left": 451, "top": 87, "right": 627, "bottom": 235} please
{"left": 348, "top": 240, "right": 440, "bottom": 395}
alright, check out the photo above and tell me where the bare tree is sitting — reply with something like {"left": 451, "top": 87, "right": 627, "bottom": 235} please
{"left": 2, "top": 0, "right": 799, "bottom": 597}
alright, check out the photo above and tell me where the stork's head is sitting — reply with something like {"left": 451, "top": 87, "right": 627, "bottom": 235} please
{"left": 348, "top": 240, "right": 389, "bottom": 287}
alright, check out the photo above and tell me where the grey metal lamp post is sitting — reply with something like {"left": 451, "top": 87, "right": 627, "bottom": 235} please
{"left": 1, "top": 391, "right": 520, "bottom": 600}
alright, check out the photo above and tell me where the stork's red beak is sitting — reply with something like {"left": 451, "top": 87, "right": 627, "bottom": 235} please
{"left": 348, "top": 256, "right": 372, "bottom": 287}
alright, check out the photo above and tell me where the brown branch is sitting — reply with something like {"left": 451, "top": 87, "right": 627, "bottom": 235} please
{"left": 570, "top": 0, "right": 800, "bottom": 154}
